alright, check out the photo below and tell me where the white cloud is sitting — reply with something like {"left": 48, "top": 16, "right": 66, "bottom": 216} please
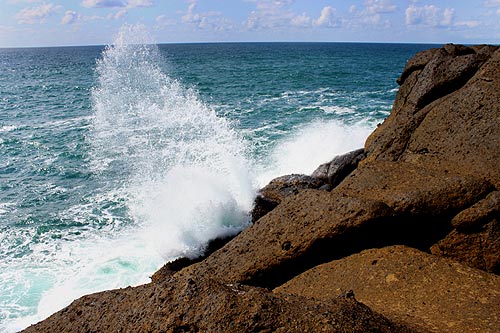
{"left": 81, "top": 0, "right": 152, "bottom": 8}
{"left": 82, "top": 0, "right": 125, "bottom": 8}
{"left": 405, "top": 3, "right": 455, "bottom": 28}
{"left": 291, "top": 12, "right": 310, "bottom": 27}
{"left": 484, "top": 0, "right": 500, "bottom": 7}
{"left": 455, "top": 20, "right": 480, "bottom": 28}
{"left": 61, "top": 10, "right": 79, "bottom": 25}
{"left": 313, "top": 6, "right": 337, "bottom": 28}
{"left": 181, "top": 0, "right": 234, "bottom": 31}
{"left": 127, "top": 0, "right": 152, "bottom": 8}
{"left": 244, "top": 0, "right": 311, "bottom": 30}
{"left": 364, "top": 0, "right": 397, "bottom": 14}
{"left": 348, "top": 0, "right": 396, "bottom": 28}
{"left": 154, "top": 14, "right": 176, "bottom": 29}
{"left": 15, "top": 2, "right": 61, "bottom": 24}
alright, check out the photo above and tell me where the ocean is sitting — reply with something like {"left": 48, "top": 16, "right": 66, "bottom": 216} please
{"left": 0, "top": 25, "right": 435, "bottom": 331}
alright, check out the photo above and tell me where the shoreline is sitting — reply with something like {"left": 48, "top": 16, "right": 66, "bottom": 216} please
{"left": 22, "top": 43, "right": 500, "bottom": 333}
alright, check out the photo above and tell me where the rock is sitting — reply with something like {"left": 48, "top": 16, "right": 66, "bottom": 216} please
{"left": 275, "top": 245, "right": 500, "bottom": 333}
{"left": 399, "top": 47, "right": 500, "bottom": 188}
{"left": 365, "top": 44, "right": 499, "bottom": 163}
{"left": 451, "top": 191, "right": 500, "bottom": 232}
{"left": 186, "top": 190, "right": 395, "bottom": 288}
{"left": 431, "top": 219, "right": 500, "bottom": 274}
{"left": 311, "top": 148, "right": 365, "bottom": 187}
{"left": 251, "top": 174, "right": 325, "bottom": 222}
{"left": 151, "top": 235, "right": 235, "bottom": 283}
{"left": 187, "top": 159, "right": 493, "bottom": 289}
{"left": 23, "top": 272, "right": 413, "bottom": 333}
{"left": 336, "top": 160, "right": 494, "bottom": 217}
{"left": 22, "top": 43, "right": 500, "bottom": 332}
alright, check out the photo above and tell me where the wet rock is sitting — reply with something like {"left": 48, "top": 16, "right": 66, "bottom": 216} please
{"left": 276, "top": 245, "right": 500, "bottom": 333}
{"left": 311, "top": 148, "right": 365, "bottom": 188}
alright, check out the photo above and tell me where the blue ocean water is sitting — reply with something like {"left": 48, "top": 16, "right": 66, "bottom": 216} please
{"left": 0, "top": 26, "right": 435, "bottom": 331}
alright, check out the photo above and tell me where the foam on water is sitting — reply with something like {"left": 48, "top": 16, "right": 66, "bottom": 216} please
{"left": 256, "top": 119, "right": 373, "bottom": 187}
{"left": 0, "top": 28, "right": 386, "bottom": 332}
{"left": 1, "top": 25, "right": 254, "bottom": 332}
{"left": 90, "top": 24, "right": 254, "bottom": 259}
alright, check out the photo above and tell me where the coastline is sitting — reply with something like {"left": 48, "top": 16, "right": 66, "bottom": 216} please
{"left": 22, "top": 43, "right": 500, "bottom": 332}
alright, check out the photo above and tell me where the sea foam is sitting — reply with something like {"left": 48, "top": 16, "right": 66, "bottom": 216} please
{"left": 2, "top": 25, "right": 254, "bottom": 332}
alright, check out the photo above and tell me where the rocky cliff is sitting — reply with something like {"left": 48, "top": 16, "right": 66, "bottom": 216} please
{"left": 23, "top": 44, "right": 500, "bottom": 333}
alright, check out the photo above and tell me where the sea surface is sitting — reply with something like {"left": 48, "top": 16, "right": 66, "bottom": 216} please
{"left": 0, "top": 25, "right": 435, "bottom": 331}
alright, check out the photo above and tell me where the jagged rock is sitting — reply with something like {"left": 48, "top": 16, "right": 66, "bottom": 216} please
{"left": 275, "top": 245, "right": 500, "bottom": 333}
{"left": 365, "top": 44, "right": 499, "bottom": 163}
{"left": 186, "top": 191, "right": 395, "bottom": 288}
{"left": 23, "top": 272, "right": 413, "bottom": 333}
{"left": 251, "top": 174, "right": 325, "bottom": 222}
{"left": 311, "top": 148, "right": 365, "bottom": 187}
{"left": 186, "top": 160, "right": 493, "bottom": 288}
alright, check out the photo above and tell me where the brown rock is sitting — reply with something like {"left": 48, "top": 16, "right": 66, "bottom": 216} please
{"left": 188, "top": 190, "right": 394, "bottom": 287}
{"left": 365, "top": 44, "right": 499, "bottom": 162}
{"left": 400, "top": 48, "right": 500, "bottom": 188}
{"left": 275, "top": 245, "right": 500, "bottom": 333}
{"left": 431, "top": 219, "right": 500, "bottom": 273}
{"left": 337, "top": 160, "right": 494, "bottom": 216}
{"left": 251, "top": 174, "right": 325, "bottom": 222}
{"left": 451, "top": 191, "right": 500, "bottom": 232}
{"left": 23, "top": 272, "right": 412, "bottom": 333}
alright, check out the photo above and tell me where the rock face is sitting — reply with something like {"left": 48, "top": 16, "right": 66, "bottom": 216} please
{"left": 23, "top": 44, "right": 500, "bottom": 333}
{"left": 24, "top": 272, "right": 412, "bottom": 333}
{"left": 276, "top": 245, "right": 500, "bottom": 333}
{"left": 251, "top": 174, "right": 325, "bottom": 222}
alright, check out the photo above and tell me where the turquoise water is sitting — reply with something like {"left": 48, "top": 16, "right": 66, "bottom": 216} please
{"left": 0, "top": 26, "right": 435, "bottom": 331}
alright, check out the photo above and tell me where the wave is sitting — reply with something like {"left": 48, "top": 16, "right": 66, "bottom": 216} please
{"left": 255, "top": 119, "right": 374, "bottom": 187}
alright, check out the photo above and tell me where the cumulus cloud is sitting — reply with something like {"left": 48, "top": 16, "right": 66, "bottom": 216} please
{"left": 348, "top": 0, "right": 396, "bottom": 28}
{"left": 181, "top": 0, "right": 234, "bottom": 31}
{"left": 61, "top": 10, "right": 79, "bottom": 24}
{"left": 81, "top": 0, "right": 152, "bottom": 8}
{"left": 405, "top": 3, "right": 455, "bottom": 28}
{"left": 313, "top": 6, "right": 337, "bottom": 28}
{"left": 244, "top": 0, "right": 311, "bottom": 30}
{"left": 15, "top": 2, "right": 61, "bottom": 24}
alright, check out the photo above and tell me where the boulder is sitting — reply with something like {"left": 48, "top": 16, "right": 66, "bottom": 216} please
{"left": 365, "top": 44, "right": 499, "bottom": 164}
{"left": 311, "top": 148, "right": 365, "bottom": 187}
{"left": 276, "top": 245, "right": 500, "bottom": 333}
{"left": 186, "top": 190, "right": 394, "bottom": 288}
{"left": 251, "top": 174, "right": 325, "bottom": 222}
{"left": 23, "top": 272, "right": 413, "bottom": 333}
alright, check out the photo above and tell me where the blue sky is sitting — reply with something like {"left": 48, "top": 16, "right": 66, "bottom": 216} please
{"left": 1, "top": 0, "right": 500, "bottom": 47}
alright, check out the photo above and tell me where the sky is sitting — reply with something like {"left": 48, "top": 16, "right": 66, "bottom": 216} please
{"left": 1, "top": 0, "right": 500, "bottom": 47}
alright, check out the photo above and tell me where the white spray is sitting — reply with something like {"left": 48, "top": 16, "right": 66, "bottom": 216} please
{"left": 90, "top": 25, "right": 254, "bottom": 259}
